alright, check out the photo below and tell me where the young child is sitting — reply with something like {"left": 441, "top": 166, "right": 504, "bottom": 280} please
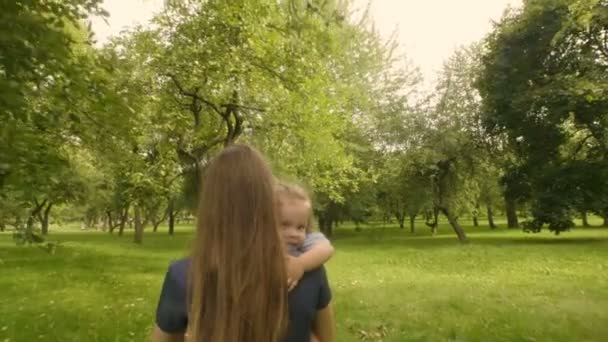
{"left": 275, "top": 181, "right": 335, "bottom": 291}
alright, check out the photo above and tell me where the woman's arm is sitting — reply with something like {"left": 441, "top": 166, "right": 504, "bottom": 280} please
{"left": 152, "top": 325, "right": 185, "bottom": 342}
{"left": 155, "top": 260, "right": 189, "bottom": 340}
{"left": 313, "top": 304, "right": 335, "bottom": 342}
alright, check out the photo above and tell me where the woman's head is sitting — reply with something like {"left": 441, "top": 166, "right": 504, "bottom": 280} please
{"left": 276, "top": 181, "right": 313, "bottom": 247}
{"left": 188, "top": 144, "right": 287, "bottom": 342}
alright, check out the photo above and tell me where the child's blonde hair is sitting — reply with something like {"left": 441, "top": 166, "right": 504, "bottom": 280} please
{"left": 275, "top": 180, "right": 314, "bottom": 233}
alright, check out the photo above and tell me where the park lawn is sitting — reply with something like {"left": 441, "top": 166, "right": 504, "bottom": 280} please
{"left": 1, "top": 222, "right": 608, "bottom": 341}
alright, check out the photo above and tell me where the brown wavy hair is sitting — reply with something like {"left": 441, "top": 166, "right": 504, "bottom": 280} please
{"left": 188, "top": 144, "right": 288, "bottom": 342}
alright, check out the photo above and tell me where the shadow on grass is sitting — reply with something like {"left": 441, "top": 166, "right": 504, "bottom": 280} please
{"left": 4, "top": 224, "right": 607, "bottom": 255}
{"left": 333, "top": 225, "right": 608, "bottom": 250}
{"left": 488, "top": 236, "right": 608, "bottom": 245}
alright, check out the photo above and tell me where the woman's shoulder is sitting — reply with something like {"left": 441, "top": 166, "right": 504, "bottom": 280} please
{"left": 295, "top": 266, "right": 329, "bottom": 293}
{"left": 166, "top": 258, "right": 190, "bottom": 289}
{"left": 169, "top": 258, "right": 190, "bottom": 271}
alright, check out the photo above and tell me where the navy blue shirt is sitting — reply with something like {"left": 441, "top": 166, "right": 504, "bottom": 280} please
{"left": 155, "top": 259, "right": 332, "bottom": 342}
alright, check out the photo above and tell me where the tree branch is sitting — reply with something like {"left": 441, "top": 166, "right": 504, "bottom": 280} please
{"left": 191, "top": 136, "right": 224, "bottom": 159}
{"left": 265, "top": 23, "right": 290, "bottom": 36}
{"left": 176, "top": 147, "right": 197, "bottom": 166}
{"left": 571, "top": 133, "right": 594, "bottom": 159}
{"left": 249, "top": 60, "right": 297, "bottom": 91}
{"left": 165, "top": 73, "right": 223, "bottom": 116}
{"left": 32, "top": 198, "right": 48, "bottom": 222}
{"left": 220, "top": 103, "right": 266, "bottom": 112}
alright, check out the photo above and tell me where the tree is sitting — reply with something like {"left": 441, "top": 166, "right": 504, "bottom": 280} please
{"left": 477, "top": 163, "right": 502, "bottom": 229}
{"left": 0, "top": 0, "right": 106, "bottom": 121}
{"left": 1, "top": 1, "right": 107, "bottom": 193}
{"left": 477, "top": 0, "right": 608, "bottom": 234}
{"left": 376, "top": 154, "right": 432, "bottom": 232}
{"left": 84, "top": 0, "right": 397, "bottom": 242}
{"left": 1, "top": 3, "right": 141, "bottom": 242}
{"left": 110, "top": 0, "right": 402, "bottom": 222}
{"left": 404, "top": 44, "right": 493, "bottom": 243}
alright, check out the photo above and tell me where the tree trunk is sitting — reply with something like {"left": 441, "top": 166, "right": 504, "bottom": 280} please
{"left": 26, "top": 214, "right": 35, "bottom": 237}
{"left": 582, "top": 212, "right": 590, "bottom": 227}
{"left": 426, "top": 207, "right": 439, "bottom": 235}
{"left": 409, "top": 215, "right": 416, "bottom": 234}
{"left": 168, "top": 199, "right": 176, "bottom": 235}
{"left": 395, "top": 212, "right": 405, "bottom": 229}
{"left": 118, "top": 204, "right": 130, "bottom": 236}
{"left": 25, "top": 200, "right": 47, "bottom": 243}
{"left": 150, "top": 206, "right": 167, "bottom": 233}
{"left": 133, "top": 206, "right": 144, "bottom": 244}
{"left": 439, "top": 206, "right": 468, "bottom": 243}
{"left": 505, "top": 198, "right": 519, "bottom": 228}
{"left": 13, "top": 215, "right": 22, "bottom": 230}
{"left": 472, "top": 202, "right": 480, "bottom": 227}
{"left": 487, "top": 205, "right": 497, "bottom": 229}
{"left": 318, "top": 216, "right": 334, "bottom": 237}
{"left": 603, "top": 215, "right": 608, "bottom": 228}
{"left": 107, "top": 211, "right": 115, "bottom": 234}
{"left": 318, "top": 216, "right": 326, "bottom": 234}
{"left": 431, "top": 207, "right": 439, "bottom": 235}
{"left": 39, "top": 203, "right": 53, "bottom": 235}
{"left": 31, "top": 199, "right": 47, "bottom": 233}
{"left": 324, "top": 220, "right": 334, "bottom": 237}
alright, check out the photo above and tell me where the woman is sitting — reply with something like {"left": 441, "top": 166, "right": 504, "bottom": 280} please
{"left": 152, "top": 144, "right": 335, "bottom": 342}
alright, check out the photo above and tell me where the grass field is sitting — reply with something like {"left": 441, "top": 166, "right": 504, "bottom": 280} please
{"left": 1, "top": 220, "right": 608, "bottom": 341}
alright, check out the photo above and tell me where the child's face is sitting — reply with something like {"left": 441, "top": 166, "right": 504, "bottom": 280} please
{"left": 279, "top": 198, "right": 310, "bottom": 247}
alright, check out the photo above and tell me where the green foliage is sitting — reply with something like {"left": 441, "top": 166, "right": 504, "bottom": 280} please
{"left": 477, "top": 0, "right": 608, "bottom": 233}
{"left": 370, "top": 43, "right": 495, "bottom": 241}
{"left": 0, "top": 2, "right": 138, "bottom": 239}
{"left": 376, "top": 153, "right": 432, "bottom": 228}
{"left": 0, "top": 0, "right": 105, "bottom": 121}
{"left": 11, "top": 0, "right": 606, "bottom": 244}
{"left": 104, "top": 0, "right": 396, "bottom": 212}
{"left": 3, "top": 0, "right": 402, "bottom": 242}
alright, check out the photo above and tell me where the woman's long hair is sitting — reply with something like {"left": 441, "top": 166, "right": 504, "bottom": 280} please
{"left": 188, "top": 144, "right": 288, "bottom": 342}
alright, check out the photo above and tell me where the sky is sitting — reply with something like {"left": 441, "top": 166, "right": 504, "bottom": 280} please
{"left": 91, "top": 0, "right": 522, "bottom": 83}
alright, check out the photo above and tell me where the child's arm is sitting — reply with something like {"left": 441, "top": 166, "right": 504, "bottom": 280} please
{"left": 287, "top": 233, "right": 334, "bottom": 291}
{"left": 297, "top": 232, "right": 334, "bottom": 272}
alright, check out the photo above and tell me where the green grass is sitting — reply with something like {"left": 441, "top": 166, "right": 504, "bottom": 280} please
{"left": 1, "top": 221, "right": 608, "bottom": 341}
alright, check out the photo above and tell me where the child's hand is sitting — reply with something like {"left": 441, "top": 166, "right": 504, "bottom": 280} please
{"left": 286, "top": 256, "right": 304, "bottom": 291}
